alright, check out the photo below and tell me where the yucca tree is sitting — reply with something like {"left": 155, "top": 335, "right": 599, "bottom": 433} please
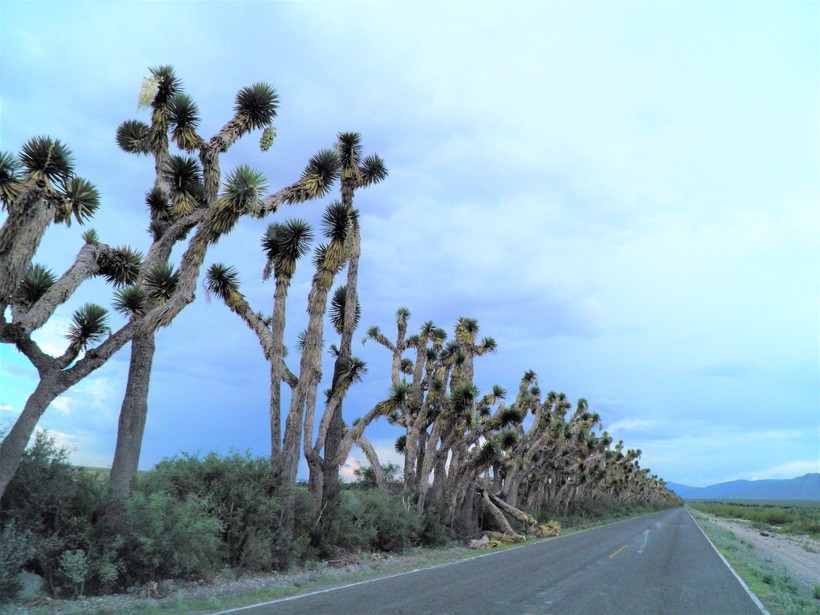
{"left": 0, "top": 136, "right": 99, "bottom": 309}
{"left": 106, "top": 66, "right": 341, "bottom": 497}
{"left": 0, "top": 146, "right": 144, "bottom": 499}
{"left": 263, "top": 219, "right": 313, "bottom": 458}
{"left": 204, "top": 216, "right": 314, "bottom": 464}
{"left": 280, "top": 201, "right": 352, "bottom": 487}
{"left": 317, "top": 133, "right": 387, "bottom": 504}
{"left": 204, "top": 135, "right": 386, "bottom": 506}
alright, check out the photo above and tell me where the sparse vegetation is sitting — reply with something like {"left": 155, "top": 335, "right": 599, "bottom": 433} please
{"left": 691, "top": 510, "right": 820, "bottom": 615}
{"left": 688, "top": 501, "right": 820, "bottom": 537}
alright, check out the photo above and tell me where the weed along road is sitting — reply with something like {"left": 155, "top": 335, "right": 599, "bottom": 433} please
{"left": 216, "top": 508, "right": 764, "bottom": 615}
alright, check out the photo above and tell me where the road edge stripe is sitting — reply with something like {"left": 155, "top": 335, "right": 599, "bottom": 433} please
{"left": 209, "top": 508, "right": 667, "bottom": 614}
{"left": 687, "top": 508, "right": 770, "bottom": 615}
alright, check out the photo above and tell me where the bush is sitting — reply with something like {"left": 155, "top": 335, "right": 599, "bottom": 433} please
{"left": 0, "top": 433, "right": 225, "bottom": 597}
{"left": 318, "top": 490, "right": 422, "bottom": 555}
{"left": 110, "top": 491, "right": 222, "bottom": 584}
{"left": 0, "top": 522, "right": 34, "bottom": 602}
{"left": 139, "top": 451, "right": 314, "bottom": 570}
{"left": 0, "top": 431, "right": 100, "bottom": 596}
{"left": 419, "top": 503, "right": 457, "bottom": 547}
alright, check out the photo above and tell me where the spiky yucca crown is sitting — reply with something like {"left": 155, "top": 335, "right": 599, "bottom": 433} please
{"left": 143, "top": 262, "right": 179, "bottom": 305}
{"left": 0, "top": 137, "right": 100, "bottom": 226}
{"left": 205, "top": 263, "right": 244, "bottom": 310}
{"left": 66, "top": 303, "right": 109, "bottom": 352}
{"left": 97, "top": 246, "right": 143, "bottom": 287}
{"left": 18, "top": 264, "right": 56, "bottom": 307}
{"left": 162, "top": 155, "right": 203, "bottom": 217}
{"left": 261, "top": 219, "right": 313, "bottom": 281}
{"left": 329, "top": 284, "right": 361, "bottom": 335}
{"left": 113, "top": 285, "right": 147, "bottom": 319}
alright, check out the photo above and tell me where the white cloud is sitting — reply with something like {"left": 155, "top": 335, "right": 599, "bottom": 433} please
{"left": 34, "top": 426, "right": 80, "bottom": 452}
{"left": 608, "top": 418, "right": 660, "bottom": 433}
{"left": 51, "top": 397, "right": 72, "bottom": 416}
{"left": 749, "top": 460, "right": 820, "bottom": 481}
{"left": 0, "top": 404, "right": 13, "bottom": 412}
{"left": 340, "top": 459, "right": 361, "bottom": 482}
{"left": 341, "top": 439, "right": 406, "bottom": 483}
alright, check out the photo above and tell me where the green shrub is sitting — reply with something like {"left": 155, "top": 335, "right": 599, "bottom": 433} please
{"left": 59, "top": 549, "right": 89, "bottom": 597}
{"left": 111, "top": 491, "right": 222, "bottom": 583}
{"left": 318, "top": 490, "right": 422, "bottom": 555}
{"left": 0, "top": 431, "right": 100, "bottom": 596}
{"left": 0, "top": 522, "right": 34, "bottom": 602}
{"left": 0, "top": 434, "right": 225, "bottom": 596}
{"left": 139, "top": 451, "right": 314, "bottom": 570}
{"left": 419, "top": 503, "right": 457, "bottom": 547}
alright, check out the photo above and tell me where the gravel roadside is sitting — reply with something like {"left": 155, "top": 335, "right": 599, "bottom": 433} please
{"left": 703, "top": 514, "right": 819, "bottom": 592}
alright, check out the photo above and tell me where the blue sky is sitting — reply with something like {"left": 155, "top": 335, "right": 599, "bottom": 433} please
{"left": 1, "top": 1, "right": 817, "bottom": 487}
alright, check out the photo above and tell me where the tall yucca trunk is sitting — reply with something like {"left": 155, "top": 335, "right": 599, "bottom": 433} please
{"left": 321, "top": 221, "right": 360, "bottom": 504}
{"left": 109, "top": 331, "right": 155, "bottom": 497}
{"left": 0, "top": 378, "right": 60, "bottom": 499}
{"left": 0, "top": 189, "right": 50, "bottom": 308}
{"left": 269, "top": 276, "right": 289, "bottom": 459}
{"left": 281, "top": 268, "right": 334, "bottom": 486}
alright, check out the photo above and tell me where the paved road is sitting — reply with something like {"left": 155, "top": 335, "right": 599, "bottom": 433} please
{"left": 218, "top": 507, "right": 763, "bottom": 614}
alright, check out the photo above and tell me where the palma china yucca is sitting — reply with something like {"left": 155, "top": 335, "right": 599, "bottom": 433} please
{"left": 0, "top": 66, "right": 679, "bottom": 602}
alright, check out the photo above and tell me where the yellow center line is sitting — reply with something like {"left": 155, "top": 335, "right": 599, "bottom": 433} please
{"left": 608, "top": 544, "right": 629, "bottom": 559}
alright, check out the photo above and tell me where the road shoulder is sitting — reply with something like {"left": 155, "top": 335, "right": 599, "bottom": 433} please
{"left": 690, "top": 509, "right": 820, "bottom": 615}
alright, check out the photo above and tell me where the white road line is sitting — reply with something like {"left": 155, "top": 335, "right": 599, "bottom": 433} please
{"left": 638, "top": 528, "right": 650, "bottom": 554}
{"left": 687, "top": 508, "right": 770, "bottom": 615}
{"left": 210, "top": 509, "right": 666, "bottom": 614}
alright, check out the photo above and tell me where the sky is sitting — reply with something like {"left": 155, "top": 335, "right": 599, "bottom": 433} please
{"left": 1, "top": 1, "right": 817, "bottom": 488}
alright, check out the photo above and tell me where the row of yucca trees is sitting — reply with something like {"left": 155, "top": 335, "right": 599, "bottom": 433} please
{"left": 0, "top": 65, "right": 355, "bottom": 503}
{"left": 329, "top": 310, "right": 680, "bottom": 536}
{"left": 0, "top": 65, "right": 678, "bottom": 538}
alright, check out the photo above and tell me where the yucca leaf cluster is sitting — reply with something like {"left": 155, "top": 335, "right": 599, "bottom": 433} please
{"left": 0, "top": 137, "right": 100, "bottom": 225}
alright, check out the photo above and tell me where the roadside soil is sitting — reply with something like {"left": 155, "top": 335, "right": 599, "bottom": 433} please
{"left": 703, "top": 514, "right": 819, "bottom": 592}
{"left": 3, "top": 547, "right": 476, "bottom": 614}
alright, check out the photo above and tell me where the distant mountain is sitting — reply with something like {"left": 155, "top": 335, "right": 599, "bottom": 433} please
{"left": 668, "top": 473, "right": 820, "bottom": 500}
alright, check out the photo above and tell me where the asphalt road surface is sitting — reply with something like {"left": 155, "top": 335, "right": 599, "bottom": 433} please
{"left": 217, "top": 507, "right": 763, "bottom": 614}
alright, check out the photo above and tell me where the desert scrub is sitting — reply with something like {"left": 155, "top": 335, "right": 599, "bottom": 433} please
{"left": 691, "top": 510, "right": 820, "bottom": 615}
{"left": 689, "top": 501, "right": 820, "bottom": 537}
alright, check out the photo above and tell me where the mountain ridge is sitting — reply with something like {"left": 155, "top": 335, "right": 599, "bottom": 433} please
{"left": 668, "top": 473, "right": 819, "bottom": 500}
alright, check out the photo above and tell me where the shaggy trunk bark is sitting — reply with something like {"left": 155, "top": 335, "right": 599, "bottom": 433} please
{"left": 269, "top": 278, "right": 288, "bottom": 461}
{"left": 431, "top": 454, "right": 447, "bottom": 502}
{"left": 479, "top": 487, "right": 520, "bottom": 537}
{"left": 488, "top": 491, "right": 538, "bottom": 530}
{"left": 403, "top": 423, "right": 420, "bottom": 494}
{"left": 321, "top": 221, "right": 361, "bottom": 505}
{"left": 0, "top": 190, "right": 50, "bottom": 308}
{"left": 282, "top": 263, "right": 333, "bottom": 486}
{"left": 306, "top": 454, "right": 324, "bottom": 509}
{"left": 355, "top": 435, "right": 385, "bottom": 490}
{"left": 109, "top": 331, "right": 155, "bottom": 497}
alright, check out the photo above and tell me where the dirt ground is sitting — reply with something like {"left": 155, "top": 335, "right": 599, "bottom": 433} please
{"left": 705, "top": 515, "right": 820, "bottom": 592}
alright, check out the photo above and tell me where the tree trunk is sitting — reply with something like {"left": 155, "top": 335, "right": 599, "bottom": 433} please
{"left": 322, "top": 398, "right": 344, "bottom": 502}
{"left": 322, "top": 220, "right": 361, "bottom": 503}
{"left": 307, "top": 454, "right": 324, "bottom": 509}
{"left": 403, "top": 423, "right": 420, "bottom": 493}
{"left": 0, "top": 378, "right": 60, "bottom": 500}
{"left": 0, "top": 190, "right": 50, "bottom": 308}
{"left": 269, "top": 278, "right": 288, "bottom": 460}
{"left": 109, "top": 330, "right": 155, "bottom": 497}
{"left": 281, "top": 275, "right": 330, "bottom": 486}
{"left": 355, "top": 435, "right": 385, "bottom": 490}
{"left": 479, "top": 488, "right": 520, "bottom": 538}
